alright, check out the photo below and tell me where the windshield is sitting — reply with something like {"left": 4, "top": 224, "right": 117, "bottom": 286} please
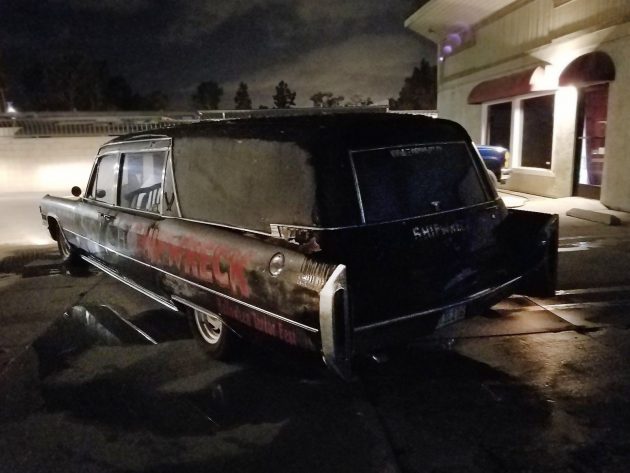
{"left": 350, "top": 142, "right": 489, "bottom": 224}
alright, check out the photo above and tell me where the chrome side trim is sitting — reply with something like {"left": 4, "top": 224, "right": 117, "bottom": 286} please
{"left": 81, "top": 255, "right": 178, "bottom": 312}
{"left": 105, "top": 306, "right": 158, "bottom": 345}
{"left": 348, "top": 151, "right": 366, "bottom": 224}
{"left": 268, "top": 200, "right": 501, "bottom": 231}
{"left": 171, "top": 216, "right": 273, "bottom": 237}
{"left": 69, "top": 230, "right": 318, "bottom": 333}
{"left": 166, "top": 199, "right": 502, "bottom": 237}
{"left": 354, "top": 274, "right": 523, "bottom": 332}
{"left": 171, "top": 295, "right": 218, "bottom": 317}
{"left": 166, "top": 148, "right": 182, "bottom": 217}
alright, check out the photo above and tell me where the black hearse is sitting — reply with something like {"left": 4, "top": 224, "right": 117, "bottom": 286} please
{"left": 40, "top": 113, "right": 558, "bottom": 377}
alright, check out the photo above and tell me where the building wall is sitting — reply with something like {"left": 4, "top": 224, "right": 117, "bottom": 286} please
{"left": 428, "top": 1, "right": 630, "bottom": 209}
{"left": 0, "top": 133, "right": 109, "bottom": 194}
{"left": 599, "top": 35, "right": 630, "bottom": 210}
{"left": 442, "top": 0, "right": 630, "bottom": 80}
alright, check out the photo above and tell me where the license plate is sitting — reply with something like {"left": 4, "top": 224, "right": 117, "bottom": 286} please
{"left": 436, "top": 305, "right": 466, "bottom": 329}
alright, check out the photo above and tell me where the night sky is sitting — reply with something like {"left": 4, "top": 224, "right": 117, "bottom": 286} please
{"left": 0, "top": 0, "right": 434, "bottom": 109}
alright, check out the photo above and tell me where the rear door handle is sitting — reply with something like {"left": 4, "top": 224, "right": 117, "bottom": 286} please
{"left": 99, "top": 212, "right": 116, "bottom": 221}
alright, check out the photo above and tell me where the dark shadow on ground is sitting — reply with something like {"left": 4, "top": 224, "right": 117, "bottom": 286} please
{"left": 13, "top": 303, "right": 623, "bottom": 472}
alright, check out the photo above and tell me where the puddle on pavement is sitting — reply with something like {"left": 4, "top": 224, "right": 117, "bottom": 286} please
{"left": 559, "top": 240, "right": 604, "bottom": 253}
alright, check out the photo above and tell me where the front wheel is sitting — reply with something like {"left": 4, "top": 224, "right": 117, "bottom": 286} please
{"left": 57, "top": 226, "right": 88, "bottom": 275}
{"left": 188, "top": 307, "right": 238, "bottom": 360}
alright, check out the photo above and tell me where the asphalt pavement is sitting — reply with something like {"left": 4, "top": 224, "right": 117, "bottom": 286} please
{"left": 1, "top": 192, "right": 630, "bottom": 472}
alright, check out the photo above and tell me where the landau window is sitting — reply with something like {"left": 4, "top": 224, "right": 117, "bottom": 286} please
{"left": 120, "top": 151, "right": 166, "bottom": 212}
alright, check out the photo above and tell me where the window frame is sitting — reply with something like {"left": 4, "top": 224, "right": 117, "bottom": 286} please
{"left": 86, "top": 151, "right": 120, "bottom": 206}
{"left": 482, "top": 90, "right": 556, "bottom": 171}
{"left": 86, "top": 142, "right": 171, "bottom": 215}
{"left": 119, "top": 149, "right": 169, "bottom": 214}
{"left": 348, "top": 141, "right": 494, "bottom": 225}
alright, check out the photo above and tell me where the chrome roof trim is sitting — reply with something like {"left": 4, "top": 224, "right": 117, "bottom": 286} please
{"left": 101, "top": 136, "right": 171, "bottom": 147}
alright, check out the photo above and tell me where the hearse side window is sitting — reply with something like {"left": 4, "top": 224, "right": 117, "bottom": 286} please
{"left": 351, "top": 142, "right": 488, "bottom": 224}
{"left": 91, "top": 153, "right": 119, "bottom": 206}
{"left": 120, "top": 151, "right": 167, "bottom": 213}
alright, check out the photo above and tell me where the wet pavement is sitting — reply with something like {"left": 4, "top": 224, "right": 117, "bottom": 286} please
{"left": 1, "top": 195, "right": 630, "bottom": 472}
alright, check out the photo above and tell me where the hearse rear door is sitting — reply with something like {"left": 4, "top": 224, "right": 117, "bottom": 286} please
{"left": 108, "top": 145, "right": 171, "bottom": 295}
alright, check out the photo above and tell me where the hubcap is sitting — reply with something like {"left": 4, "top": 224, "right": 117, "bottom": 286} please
{"left": 194, "top": 309, "right": 222, "bottom": 344}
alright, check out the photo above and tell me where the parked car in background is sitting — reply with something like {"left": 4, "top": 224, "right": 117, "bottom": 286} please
{"left": 39, "top": 113, "right": 557, "bottom": 378}
{"left": 477, "top": 144, "right": 511, "bottom": 183}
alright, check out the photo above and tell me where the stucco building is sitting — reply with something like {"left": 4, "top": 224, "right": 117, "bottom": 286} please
{"left": 406, "top": 0, "right": 630, "bottom": 210}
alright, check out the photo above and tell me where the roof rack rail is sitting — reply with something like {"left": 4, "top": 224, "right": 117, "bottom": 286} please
{"left": 124, "top": 133, "right": 170, "bottom": 141}
{"left": 198, "top": 106, "right": 389, "bottom": 120}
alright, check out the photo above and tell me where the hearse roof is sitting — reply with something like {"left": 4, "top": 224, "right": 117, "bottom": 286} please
{"left": 107, "top": 113, "right": 470, "bottom": 150}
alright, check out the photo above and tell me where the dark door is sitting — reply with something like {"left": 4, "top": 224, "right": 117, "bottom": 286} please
{"left": 574, "top": 84, "right": 609, "bottom": 199}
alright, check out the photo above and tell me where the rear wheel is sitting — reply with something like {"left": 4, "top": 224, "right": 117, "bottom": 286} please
{"left": 188, "top": 307, "right": 237, "bottom": 360}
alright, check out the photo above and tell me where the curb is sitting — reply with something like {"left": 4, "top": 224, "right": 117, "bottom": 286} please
{"left": 566, "top": 208, "right": 622, "bottom": 226}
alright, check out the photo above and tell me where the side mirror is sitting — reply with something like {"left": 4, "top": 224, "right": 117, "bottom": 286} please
{"left": 71, "top": 186, "right": 82, "bottom": 197}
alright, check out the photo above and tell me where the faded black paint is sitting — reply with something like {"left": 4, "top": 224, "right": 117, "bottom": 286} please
{"left": 40, "top": 113, "right": 558, "bottom": 362}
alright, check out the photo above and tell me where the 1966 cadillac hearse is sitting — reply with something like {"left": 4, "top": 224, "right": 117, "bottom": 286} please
{"left": 40, "top": 113, "right": 558, "bottom": 377}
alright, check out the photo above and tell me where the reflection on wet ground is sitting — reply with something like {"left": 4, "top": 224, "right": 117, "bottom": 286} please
{"left": 559, "top": 235, "right": 630, "bottom": 252}
{"left": 2, "top": 294, "right": 630, "bottom": 472}
{"left": 33, "top": 305, "right": 158, "bottom": 378}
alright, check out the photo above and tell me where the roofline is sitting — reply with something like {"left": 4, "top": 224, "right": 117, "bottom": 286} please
{"left": 405, "top": 0, "right": 521, "bottom": 44}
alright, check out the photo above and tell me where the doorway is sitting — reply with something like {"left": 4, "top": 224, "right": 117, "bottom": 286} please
{"left": 573, "top": 83, "right": 609, "bottom": 199}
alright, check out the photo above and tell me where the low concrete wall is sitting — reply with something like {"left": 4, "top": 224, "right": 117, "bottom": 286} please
{"left": 0, "top": 134, "right": 111, "bottom": 245}
{"left": 0, "top": 133, "right": 110, "bottom": 194}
